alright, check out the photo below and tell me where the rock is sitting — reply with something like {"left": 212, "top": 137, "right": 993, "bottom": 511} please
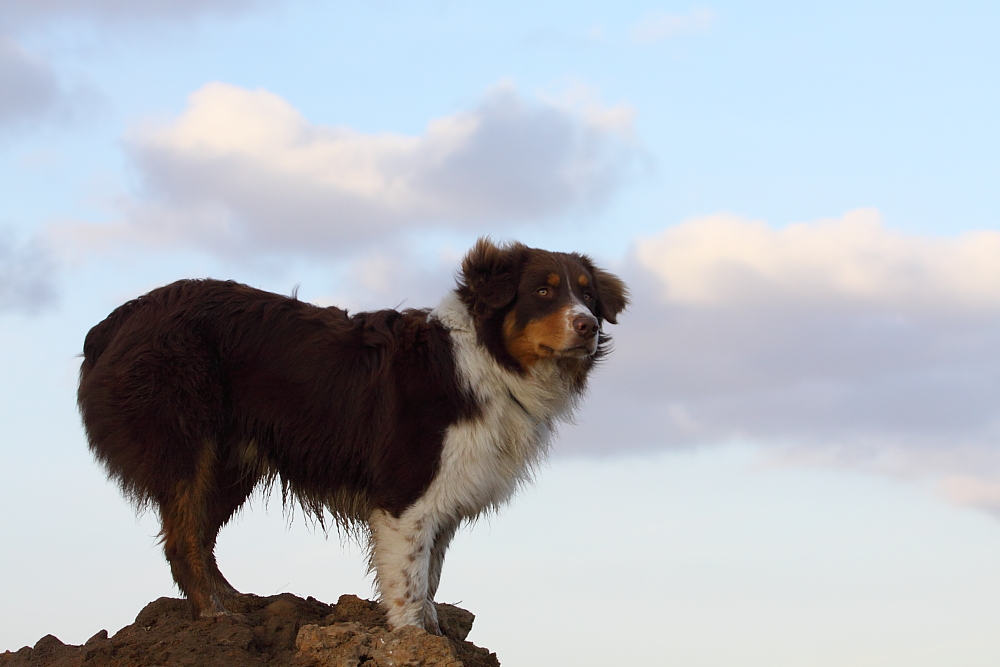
{"left": 0, "top": 593, "right": 500, "bottom": 667}
{"left": 296, "top": 622, "right": 462, "bottom": 667}
{"left": 326, "top": 594, "right": 388, "bottom": 628}
{"left": 436, "top": 604, "right": 475, "bottom": 643}
{"left": 85, "top": 630, "right": 109, "bottom": 645}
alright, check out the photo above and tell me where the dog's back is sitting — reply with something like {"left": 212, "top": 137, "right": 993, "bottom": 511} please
{"left": 79, "top": 278, "right": 477, "bottom": 512}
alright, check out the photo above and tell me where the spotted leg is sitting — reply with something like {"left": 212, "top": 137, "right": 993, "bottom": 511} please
{"left": 368, "top": 508, "right": 452, "bottom": 633}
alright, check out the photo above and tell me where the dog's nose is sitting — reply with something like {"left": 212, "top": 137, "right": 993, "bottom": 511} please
{"left": 573, "top": 315, "right": 599, "bottom": 340}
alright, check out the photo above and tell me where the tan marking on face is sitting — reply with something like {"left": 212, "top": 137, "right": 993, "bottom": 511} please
{"left": 504, "top": 311, "right": 543, "bottom": 369}
{"left": 547, "top": 273, "right": 561, "bottom": 287}
{"left": 578, "top": 274, "right": 590, "bottom": 287}
{"left": 394, "top": 597, "right": 406, "bottom": 607}
{"left": 504, "top": 306, "right": 585, "bottom": 370}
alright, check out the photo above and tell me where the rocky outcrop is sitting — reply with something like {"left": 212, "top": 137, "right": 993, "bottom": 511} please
{"left": 0, "top": 593, "right": 499, "bottom": 667}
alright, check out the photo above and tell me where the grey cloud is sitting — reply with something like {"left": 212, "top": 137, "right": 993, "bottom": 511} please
{"left": 0, "top": 36, "right": 59, "bottom": 128}
{"left": 409, "top": 90, "right": 633, "bottom": 220}
{"left": 0, "top": 231, "right": 57, "bottom": 315}
{"left": 0, "top": 0, "right": 264, "bottom": 26}
{"left": 571, "top": 280, "right": 1000, "bottom": 454}
{"left": 0, "top": 0, "right": 268, "bottom": 129}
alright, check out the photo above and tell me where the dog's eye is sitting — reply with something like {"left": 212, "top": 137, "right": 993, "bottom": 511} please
{"left": 582, "top": 292, "right": 593, "bottom": 302}
{"left": 536, "top": 287, "right": 550, "bottom": 297}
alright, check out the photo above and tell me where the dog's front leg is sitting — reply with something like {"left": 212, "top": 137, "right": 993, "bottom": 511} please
{"left": 368, "top": 508, "right": 442, "bottom": 633}
{"left": 427, "top": 520, "right": 458, "bottom": 602}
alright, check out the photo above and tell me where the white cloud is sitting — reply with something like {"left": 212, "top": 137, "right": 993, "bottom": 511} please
{"left": 74, "top": 81, "right": 638, "bottom": 257}
{"left": 630, "top": 8, "right": 714, "bottom": 43}
{"left": 563, "top": 210, "right": 1000, "bottom": 516}
{"left": 636, "top": 208, "right": 1000, "bottom": 311}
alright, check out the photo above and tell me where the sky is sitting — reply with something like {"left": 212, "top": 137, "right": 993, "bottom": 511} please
{"left": 2, "top": 1, "right": 1000, "bottom": 664}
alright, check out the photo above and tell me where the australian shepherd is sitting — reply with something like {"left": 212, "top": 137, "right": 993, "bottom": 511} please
{"left": 77, "top": 238, "right": 628, "bottom": 633}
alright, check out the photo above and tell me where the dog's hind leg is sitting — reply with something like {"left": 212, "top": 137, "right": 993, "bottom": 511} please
{"left": 157, "top": 441, "right": 230, "bottom": 618}
{"left": 368, "top": 508, "right": 447, "bottom": 634}
{"left": 199, "top": 458, "right": 260, "bottom": 605}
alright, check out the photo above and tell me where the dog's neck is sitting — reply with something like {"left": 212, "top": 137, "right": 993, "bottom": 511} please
{"left": 430, "top": 291, "right": 581, "bottom": 425}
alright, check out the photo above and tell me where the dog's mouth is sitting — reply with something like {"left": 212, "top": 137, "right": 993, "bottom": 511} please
{"left": 541, "top": 343, "right": 596, "bottom": 358}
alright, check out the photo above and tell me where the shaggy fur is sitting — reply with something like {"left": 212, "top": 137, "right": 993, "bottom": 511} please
{"left": 78, "top": 238, "right": 628, "bottom": 632}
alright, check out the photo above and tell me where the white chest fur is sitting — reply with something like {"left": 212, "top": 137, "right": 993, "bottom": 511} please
{"left": 426, "top": 292, "right": 578, "bottom": 517}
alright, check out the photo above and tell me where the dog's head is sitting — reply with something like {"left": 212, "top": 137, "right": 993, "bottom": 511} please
{"left": 456, "top": 237, "right": 629, "bottom": 374}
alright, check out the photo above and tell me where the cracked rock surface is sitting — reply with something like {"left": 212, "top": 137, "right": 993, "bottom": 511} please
{"left": 0, "top": 594, "right": 500, "bottom": 667}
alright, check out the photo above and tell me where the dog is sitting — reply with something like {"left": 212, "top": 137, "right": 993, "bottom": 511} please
{"left": 77, "top": 238, "right": 628, "bottom": 633}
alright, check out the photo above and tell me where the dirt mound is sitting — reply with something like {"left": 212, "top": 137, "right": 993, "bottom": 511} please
{"left": 0, "top": 593, "right": 500, "bottom": 667}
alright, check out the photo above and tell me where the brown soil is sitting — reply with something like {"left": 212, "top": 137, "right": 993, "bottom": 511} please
{"left": 0, "top": 593, "right": 500, "bottom": 667}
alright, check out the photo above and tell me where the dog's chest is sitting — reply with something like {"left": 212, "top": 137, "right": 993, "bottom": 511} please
{"left": 435, "top": 385, "right": 555, "bottom": 517}
{"left": 422, "top": 297, "right": 576, "bottom": 518}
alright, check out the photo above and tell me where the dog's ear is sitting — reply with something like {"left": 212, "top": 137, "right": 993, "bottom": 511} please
{"left": 460, "top": 237, "right": 526, "bottom": 310}
{"left": 587, "top": 263, "right": 629, "bottom": 324}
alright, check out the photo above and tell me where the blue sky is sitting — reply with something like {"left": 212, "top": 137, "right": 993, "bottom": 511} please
{"left": 2, "top": 1, "right": 1000, "bottom": 664}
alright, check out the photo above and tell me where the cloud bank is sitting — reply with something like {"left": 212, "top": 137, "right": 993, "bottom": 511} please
{"left": 568, "top": 210, "right": 1000, "bottom": 515}
{"left": 74, "top": 81, "right": 638, "bottom": 257}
